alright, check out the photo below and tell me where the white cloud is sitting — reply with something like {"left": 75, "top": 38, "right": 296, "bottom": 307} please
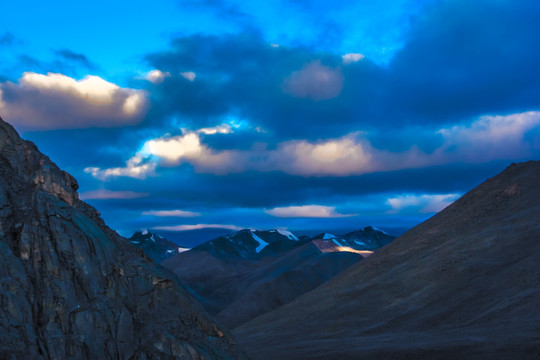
{"left": 386, "top": 193, "right": 461, "bottom": 214}
{"left": 145, "top": 69, "right": 171, "bottom": 84}
{"left": 342, "top": 53, "right": 365, "bottom": 64}
{"left": 0, "top": 72, "right": 148, "bottom": 131}
{"left": 436, "top": 111, "right": 540, "bottom": 161}
{"left": 180, "top": 71, "right": 196, "bottom": 81}
{"left": 283, "top": 60, "right": 344, "bottom": 100}
{"left": 143, "top": 133, "right": 204, "bottom": 164}
{"left": 265, "top": 205, "right": 356, "bottom": 218}
{"left": 197, "top": 124, "right": 232, "bottom": 135}
{"left": 142, "top": 209, "right": 201, "bottom": 217}
{"left": 152, "top": 224, "right": 243, "bottom": 231}
{"left": 85, "top": 125, "right": 244, "bottom": 180}
{"left": 78, "top": 189, "right": 149, "bottom": 200}
{"left": 265, "top": 134, "right": 374, "bottom": 176}
{"left": 84, "top": 154, "right": 157, "bottom": 180}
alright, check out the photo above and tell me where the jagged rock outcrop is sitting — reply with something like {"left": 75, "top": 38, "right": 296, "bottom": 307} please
{"left": 0, "top": 117, "right": 248, "bottom": 360}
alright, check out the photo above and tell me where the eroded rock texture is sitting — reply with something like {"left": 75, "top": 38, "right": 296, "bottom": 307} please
{"left": 0, "top": 117, "right": 248, "bottom": 360}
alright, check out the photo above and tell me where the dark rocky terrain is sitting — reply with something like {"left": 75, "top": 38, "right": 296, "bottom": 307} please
{"left": 0, "top": 117, "right": 248, "bottom": 359}
{"left": 234, "top": 161, "right": 540, "bottom": 360}
{"left": 162, "top": 227, "right": 394, "bottom": 328}
{"left": 128, "top": 230, "right": 188, "bottom": 263}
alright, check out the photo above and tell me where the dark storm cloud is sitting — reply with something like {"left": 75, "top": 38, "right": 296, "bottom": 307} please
{"left": 0, "top": 32, "right": 15, "bottom": 46}
{"left": 144, "top": 32, "right": 384, "bottom": 140}
{"left": 386, "top": 0, "right": 540, "bottom": 124}
{"left": 54, "top": 49, "right": 97, "bottom": 71}
{"left": 83, "top": 160, "right": 508, "bottom": 211}
{"left": 2, "top": 49, "right": 99, "bottom": 80}
{"left": 144, "top": 0, "right": 540, "bottom": 143}
{"left": 24, "top": 128, "right": 143, "bottom": 171}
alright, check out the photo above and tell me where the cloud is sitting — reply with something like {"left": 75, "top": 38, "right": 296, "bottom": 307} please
{"left": 54, "top": 49, "right": 96, "bottom": 70}
{"left": 342, "top": 53, "right": 365, "bottom": 64}
{"left": 144, "top": 32, "right": 368, "bottom": 140}
{"left": 144, "top": 69, "right": 171, "bottom": 84}
{"left": 437, "top": 111, "right": 540, "bottom": 161}
{"left": 265, "top": 205, "right": 356, "bottom": 218}
{"left": 283, "top": 60, "right": 344, "bottom": 100}
{"left": 79, "top": 189, "right": 149, "bottom": 200}
{"left": 85, "top": 124, "right": 243, "bottom": 180}
{"left": 0, "top": 32, "right": 15, "bottom": 46}
{"left": 85, "top": 109, "right": 540, "bottom": 180}
{"left": 386, "top": 193, "right": 461, "bottom": 214}
{"left": 142, "top": 209, "right": 201, "bottom": 217}
{"left": 180, "top": 71, "right": 196, "bottom": 81}
{"left": 85, "top": 154, "right": 157, "bottom": 180}
{"left": 197, "top": 123, "right": 232, "bottom": 134}
{"left": 152, "top": 224, "right": 243, "bottom": 231}
{"left": 386, "top": 0, "right": 540, "bottom": 122}
{"left": 265, "top": 134, "right": 374, "bottom": 176}
{"left": 0, "top": 72, "right": 148, "bottom": 131}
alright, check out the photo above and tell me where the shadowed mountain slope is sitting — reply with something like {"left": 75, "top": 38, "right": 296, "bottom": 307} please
{"left": 235, "top": 161, "right": 540, "bottom": 360}
{"left": 162, "top": 228, "right": 393, "bottom": 329}
{"left": 0, "top": 117, "right": 248, "bottom": 360}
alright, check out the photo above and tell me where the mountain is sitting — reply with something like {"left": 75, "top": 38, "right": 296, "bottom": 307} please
{"left": 162, "top": 227, "right": 394, "bottom": 328}
{"left": 128, "top": 230, "right": 189, "bottom": 263}
{"left": 234, "top": 161, "right": 540, "bottom": 360}
{"left": 341, "top": 226, "right": 395, "bottom": 250}
{"left": 193, "top": 228, "right": 302, "bottom": 260}
{"left": 0, "top": 117, "right": 248, "bottom": 359}
{"left": 309, "top": 227, "right": 395, "bottom": 256}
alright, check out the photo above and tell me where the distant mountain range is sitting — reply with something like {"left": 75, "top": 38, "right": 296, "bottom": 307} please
{"left": 160, "top": 226, "right": 396, "bottom": 328}
{"left": 234, "top": 161, "right": 540, "bottom": 360}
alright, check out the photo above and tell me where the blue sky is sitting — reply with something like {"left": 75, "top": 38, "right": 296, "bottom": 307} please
{"left": 1, "top": 0, "right": 540, "bottom": 244}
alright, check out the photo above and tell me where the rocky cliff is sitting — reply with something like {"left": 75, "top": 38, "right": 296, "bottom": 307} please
{"left": 0, "top": 117, "right": 248, "bottom": 359}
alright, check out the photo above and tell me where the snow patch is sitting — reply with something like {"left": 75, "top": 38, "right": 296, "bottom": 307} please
{"left": 277, "top": 229, "right": 298, "bottom": 240}
{"left": 178, "top": 247, "right": 190, "bottom": 253}
{"left": 332, "top": 239, "right": 343, "bottom": 248}
{"left": 323, "top": 233, "right": 336, "bottom": 240}
{"left": 354, "top": 240, "right": 366, "bottom": 246}
{"left": 250, "top": 231, "right": 269, "bottom": 253}
{"left": 371, "top": 226, "right": 389, "bottom": 235}
{"left": 141, "top": 229, "right": 148, "bottom": 235}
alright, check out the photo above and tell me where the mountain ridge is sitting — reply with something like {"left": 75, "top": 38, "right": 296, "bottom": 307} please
{"left": 234, "top": 160, "right": 540, "bottom": 360}
{"left": 162, "top": 226, "right": 395, "bottom": 328}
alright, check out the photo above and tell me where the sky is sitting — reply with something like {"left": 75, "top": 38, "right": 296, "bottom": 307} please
{"left": 1, "top": 0, "right": 540, "bottom": 245}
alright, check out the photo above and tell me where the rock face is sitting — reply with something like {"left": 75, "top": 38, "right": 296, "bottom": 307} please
{"left": 234, "top": 161, "right": 540, "bottom": 360}
{"left": 0, "top": 117, "right": 248, "bottom": 360}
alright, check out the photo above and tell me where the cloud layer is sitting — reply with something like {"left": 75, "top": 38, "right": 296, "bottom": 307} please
{"left": 5, "top": 0, "right": 540, "bottom": 238}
